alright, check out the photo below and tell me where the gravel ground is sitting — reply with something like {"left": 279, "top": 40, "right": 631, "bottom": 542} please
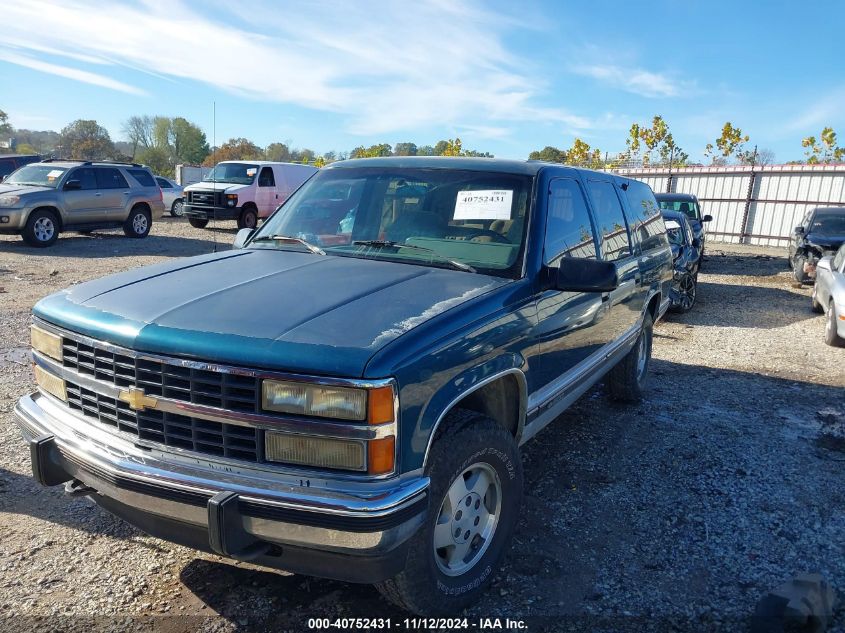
{"left": 1, "top": 221, "right": 844, "bottom": 632}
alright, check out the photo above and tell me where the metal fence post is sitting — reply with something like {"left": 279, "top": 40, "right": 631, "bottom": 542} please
{"left": 738, "top": 146, "right": 758, "bottom": 243}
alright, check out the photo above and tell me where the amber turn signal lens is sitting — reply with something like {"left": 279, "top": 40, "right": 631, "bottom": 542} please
{"left": 368, "top": 385, "right": 395, "bottom": 425}
{"left": 34, "top": 365, "right": 67, "bottom": 401}
{"left": 368, "top": 436, "right": 395, "bottom": 475}
{"left": 31, "top": 325, "right": 63, "bottom": 361}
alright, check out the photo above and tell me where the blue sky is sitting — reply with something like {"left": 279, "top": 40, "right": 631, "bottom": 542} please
{"left": 0, "top": 0, "right": 843, "bottom": 162}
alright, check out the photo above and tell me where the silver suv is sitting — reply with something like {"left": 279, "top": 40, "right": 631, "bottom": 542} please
{"left": 0, "top": 160, "right": 165, "bottom": 247}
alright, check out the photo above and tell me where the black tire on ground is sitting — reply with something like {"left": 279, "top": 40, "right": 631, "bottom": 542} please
{"left": 606, "top": 311, "right": 653, "bottom": 402}
{"left": 669, "top": 273, "right": 697, "bottom": 313}
{"left": 811, "top": 285, "right": 824, "bottom": 314}
{"left": 170, "top": 199, "right": 184, "bottom": 217}
{"left": 237, "top": 206, "right": 258, "bottom": 230}
{"left": 22, "top": 208, "right": 60, "bottom": 247}
{"left": 376, "top": 409, "right": 523, "bottom": 615}
{"left": 123, "top": 205, "right": 152, "bottom": 238}
{"left": 793, "top": 256, "right": 809, "bottom": 284}
{"left": 189, "top": 218, "right": 209, "bottom": 229}
{"left": 824, "top": 301, "right": 845, "bottom": 347}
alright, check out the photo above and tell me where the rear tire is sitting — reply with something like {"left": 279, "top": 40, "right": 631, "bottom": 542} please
{"left": 237, "top": 206, "right": 258, "bottom": 230}
{"left": 607, "top": 311, "right": 653, "bottom": 402}
{"left": 22, "top": 209, "right": 60, "bottom": 247}
{"left": 376, "top": 409, "right": 522, "bottom": 615}
{"left": 123, "top": 206, "right": 151, "bottom": 238}
{"left": 189, "top": 218, "right": 209, "bottom": 229}
{"left": 825, "top": 301, "right": 845, "bottom": 347}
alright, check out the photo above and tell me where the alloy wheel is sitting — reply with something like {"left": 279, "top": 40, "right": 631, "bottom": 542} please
{"left": 33, "top": 217, "right": 55, "bottom": 242}
{"left": 433, "top": 463, "right": 501, "bottom": 577}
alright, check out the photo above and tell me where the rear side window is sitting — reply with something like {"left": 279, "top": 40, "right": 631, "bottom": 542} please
{"left": 544, "top": 178, "right": 597, "bottom": 263}
{"left": 624, "top": 180, "right": 666, "bottom": 252}
{"left": 586, "top": 180, "right": 631, "bottom": 261}
{"left": 834, "top": 245, "right": 845, "bottom": 271}
{"left": 155, "top": 176, "right": 172, "bottom": 188}
{"left": 71, "top": 167, "right": 98, "bottom": 190}
{"left": 96, "top": 168, "right": 129, "bottom": 189}
{"left": 127, "top": 169, "right": 155, "bottom": 187}
{"left": 258, "top": 167, "right": 276, "bottom": 187}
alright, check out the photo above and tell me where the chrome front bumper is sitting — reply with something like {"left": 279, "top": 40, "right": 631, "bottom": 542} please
{"left": 14, "top": 391, "right": 428, "bottom": 582}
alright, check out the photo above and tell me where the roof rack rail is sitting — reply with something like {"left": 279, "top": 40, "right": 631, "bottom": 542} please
{"left": 93, "top": 160, "right": 143, "bottom": 167}
{"left": 41, "top": 158, "right": 88, "bottom": 163}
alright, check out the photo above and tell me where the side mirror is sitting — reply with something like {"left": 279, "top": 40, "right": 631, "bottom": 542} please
{"left": 552, "top": 258, "right": 618, "bottom": 293}
{"left": 233, "top": 228, "right": 254, "bottom": 249}
{"left": 701, "top": 214, "right": 713, "bottom": 223}
{"left": 794, "top": 225, "right": 805, "bottom": 234}
{"left": 63, "top": 179, "right": 81, "bottom": 190}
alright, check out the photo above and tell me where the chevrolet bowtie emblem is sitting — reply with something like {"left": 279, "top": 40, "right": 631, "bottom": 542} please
{"left": 118, "top": 387, "right": 158, "bottom": 411}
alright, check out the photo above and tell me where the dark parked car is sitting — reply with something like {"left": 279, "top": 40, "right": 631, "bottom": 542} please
{"left": 0, "top": 153, "right": 40, "bottom": 181}
{"left": 655, "top": 193, "right": 712, "bottom": 262}
{"left": 16, "top": 157, "right": 672, "bottom": 614}
{"left": 788, "top": 206, "right": 845, "bottom": 284}
{"left": 662, "top": 210, "right": 702, "bottom": 313}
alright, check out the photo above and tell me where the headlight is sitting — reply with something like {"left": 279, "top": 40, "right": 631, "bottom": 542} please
{"left": 31, "top": 325, "right": 63, "bottom": 361}
{"left": 262, "top": 380, "right": 367, "bottom": 420}
{"left": 0, "top": 195, "right": 21, "bottom": 207}
{"left": 226, "top": 193, "right": 237, "bottom": 207}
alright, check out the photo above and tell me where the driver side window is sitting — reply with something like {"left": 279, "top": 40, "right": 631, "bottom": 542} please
{"left": 258, "top": 167, "right": 275, "bottom": 187}
{"left": 544, "top": 178, "right": 597, "bottom": 264}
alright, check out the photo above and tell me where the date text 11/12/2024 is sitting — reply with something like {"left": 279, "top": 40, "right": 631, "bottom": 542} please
{"left": 307, "top": 617, "right": 528, "bottom": 630}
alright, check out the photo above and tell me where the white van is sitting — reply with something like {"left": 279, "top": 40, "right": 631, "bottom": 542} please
{"left": 182, "top": 161, "right": 318, "bottom": 229}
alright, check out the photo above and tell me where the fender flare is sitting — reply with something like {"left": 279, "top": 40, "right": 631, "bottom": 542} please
{"left": 419, "top": 354, "right": 527, "bottom": 469}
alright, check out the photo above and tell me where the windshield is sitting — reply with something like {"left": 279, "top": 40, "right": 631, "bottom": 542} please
{"left": 658, "top": 199, "right": 700, "bottom": 221}
{"left": 250, "top": 167, "right": 534, "bottom": 278}
{"left": 810, "top": 213, "right": 845, "bottom": 235}
{"left": 5, "top": 164, "right": 69, "bottom": 188}
{"left": 203, "top": 163, "right": 259, "bottom": 185}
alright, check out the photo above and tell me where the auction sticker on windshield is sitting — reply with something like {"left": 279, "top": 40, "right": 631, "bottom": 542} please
{"left": 454, "top": 190, "right": 513, "bottom": 220}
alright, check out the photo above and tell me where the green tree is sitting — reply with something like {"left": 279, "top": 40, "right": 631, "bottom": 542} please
{"left": 202, "top": 137, "right": 264, "bottom": 166}
{"left": 802, "top": 127, "right": 845, "bottom": 164}
{"left": 59, "top": 119, "right": 116, "bottom": 160}
{"left": 393, "top": 142, "right": 418, "bottom": 156}
{"left": 121, "top": 115, "right": 154, "bottom": 158}
{"left": 136, "top": 146, "right": 172, "bottom": 176}
{"left": 169, "top": 117, "right": 209, "bottom": 165}
{"left": 440, "top": 138, "right": 462, "bottom": 156}
{"left": 527, "top": 146, "right": 567, "bottom": 163}
{"left": 0, "top": 109, "right": 12, "bottom": 144}
{"left": 265, "top": 142, "right": 291, "bottom": 162}
{"left": 705, "top": 122, "right": 750, "bottom": 163}
{"left": 433, "top": 140, "right": 450, "bottom": 155}
{"left": 350, "top": 143, "right": 392, "bottom": 158}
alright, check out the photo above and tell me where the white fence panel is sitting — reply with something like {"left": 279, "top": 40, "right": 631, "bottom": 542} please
{"left": 614, "top": 164, "right": 845, "bottom": 247}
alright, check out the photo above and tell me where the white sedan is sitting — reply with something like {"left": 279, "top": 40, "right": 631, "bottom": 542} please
{"left": 812, "top": 243, "right": 845, "bottom": 347}
{"left": 155, "top": 176, "right": 185, "bottom": 217}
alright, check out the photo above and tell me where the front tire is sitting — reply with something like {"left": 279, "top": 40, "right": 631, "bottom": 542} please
{"left": 606, "top": 311, "right": 653, "bottom": 402}
{"left": 22, "top": 209, "right": 60, "bottom": 247}
{"left": 669, "top": 273, "right": 697, "bottom": 313}
{"left": 793, "top": 255, "right": 809, "bottom": 284}
{"left": 237, "top": 206, "right": 258, "bottom": 230}
{"left": 170, "top": 199, "right": 184, "bottom": 217}
{"left": 824, "top": 301, "right": 845, "bottom": 347}
{"left": 123, "top": 206, "right": 151, "bottom": 238}
{"left": 811, "top": 285, "right": 824, "bottom": 313}
{"left": 188, "top": 217, "right": 209, "bottom": 229}
{"left": 376, "top": 410, "right": 522, "bottom": 615}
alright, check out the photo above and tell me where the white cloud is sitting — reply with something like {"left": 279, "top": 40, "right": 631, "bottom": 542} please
{"left": 0, "top": 48, "right": 145, "bottom": 95}
{"left": 783, "top": 87, "right": 845, "bottom": 133}
{"left": 573, "top": 64, "right": 688, "bottom": 98}
{"left": 0, "top": 0, "right": 598, "bottom": 137}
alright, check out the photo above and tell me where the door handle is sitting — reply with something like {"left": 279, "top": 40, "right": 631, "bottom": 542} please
{"left": 94, "top": 192, "right": 102, "bottom": 197}
{"left": 601, "top": 293, "right": 610, "bottom": 302}
{"left": 122, "top": 191, "right": 130, "bottom": 195}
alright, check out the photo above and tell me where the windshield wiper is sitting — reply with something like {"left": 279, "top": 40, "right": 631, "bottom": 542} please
{"left": 251, "top": 234, "right": 326, "bottom": 255}
{"left": 352, "top": 240, "right": 476, "bottom": 273}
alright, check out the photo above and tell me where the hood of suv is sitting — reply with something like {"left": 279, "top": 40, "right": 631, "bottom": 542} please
{"left": 0, "top": 183, "right": 51, "bottom": 196}
{"left": 805, "top": 233, "right": 845, "bottom": 250}
{"left": 34, "top": 249, "right": 506, "bottom": 377}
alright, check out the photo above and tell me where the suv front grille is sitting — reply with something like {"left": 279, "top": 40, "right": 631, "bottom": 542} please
{"left": 62, "top": 338, "right": 260, "bottom": 413}
{"left": 66, "top": 383, "right": 261, "bottom": 461}
{"left": 61, "top": 337, "right": 264, "bottom": 463}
